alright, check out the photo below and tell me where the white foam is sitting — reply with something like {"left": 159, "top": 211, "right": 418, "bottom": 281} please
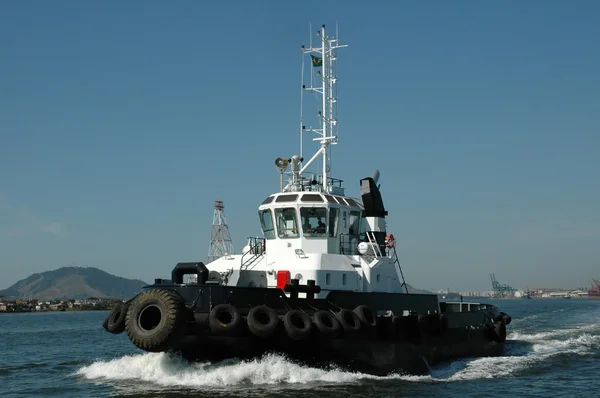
{"left": 77, "top": 352, "right": 402, "bottom": 390}
{"left": 77, "top": 319, "right": 600, "bottom": 389}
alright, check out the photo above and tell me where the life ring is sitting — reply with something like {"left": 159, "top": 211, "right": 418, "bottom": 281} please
{"left": 209, "top": 303, "right": 242, "bottom": 335}
{"left": 283, "top": 310, "right": 312, "bottom": 340}
{"left": 385, "top": 233, "right": 395, "bottom": 248}
{"left": 312, "top": 310, "right": 341, "bottom": 338}
{"left": 124, "top": 289, "right": 185, "bottom": 352}
{"left": 105, "top": 301, "right": 129, "bottom": 334}
{"left": 247, "top": 304, "right": 279, "bottom": 338}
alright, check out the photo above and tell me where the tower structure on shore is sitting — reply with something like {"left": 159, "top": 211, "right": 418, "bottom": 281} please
{"left": 207, "top": 200, "right": 234, "bottom": 263}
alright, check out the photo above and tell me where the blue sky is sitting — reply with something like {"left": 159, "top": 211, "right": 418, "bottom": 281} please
{"left": 1, "top": 0, "right": 598, "bottom": 292}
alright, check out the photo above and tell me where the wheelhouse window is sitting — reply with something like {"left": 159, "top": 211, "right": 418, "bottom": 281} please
{"left": 275, "top": 194, "right": 298, "bottom": 203}
{"left": 349, "top": 210, "right": 361, "bottom": 235}
{"left": 274, "top": 208, "right": 299, "bottom": 238}
{"left": 300, "top": 194, "right": 324, "bottom": 202}
{"left": 329, "top": 208, "right": 339, "bottom": 237}
{"left": 258, "top": 209, "right": 276, "bottom": 239}
{"left": 300, "top": 207, "right": 328, "bottom": 237}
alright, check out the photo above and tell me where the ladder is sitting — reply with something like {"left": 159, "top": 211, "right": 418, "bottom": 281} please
{"left": 389, "top": 244, "right": 409, "bottom": 294}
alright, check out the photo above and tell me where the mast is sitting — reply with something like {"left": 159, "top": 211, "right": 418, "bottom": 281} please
{"left": 298, "top": 24, "right": 347, "bottom": 193}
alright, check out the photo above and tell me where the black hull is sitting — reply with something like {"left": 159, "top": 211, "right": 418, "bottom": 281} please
{"left": 178, "top": 326, "right": 504, "bottom": 376}
{"left": 102, "top": 263, "right": 511, "bottom": 376}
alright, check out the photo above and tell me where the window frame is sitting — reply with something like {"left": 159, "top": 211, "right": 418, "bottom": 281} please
{"left": 274, "top": 207, "right": 300, "bottom": 239}
{"left": 258, "top": 209, "right": 276, "bottom": 239}
{"left": 299, "top": 206, "right": 328, "bottom": 238}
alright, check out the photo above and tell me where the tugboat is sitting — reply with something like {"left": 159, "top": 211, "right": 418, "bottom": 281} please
{"left": 102, "top": 24, "right": 511, "bottom": 375}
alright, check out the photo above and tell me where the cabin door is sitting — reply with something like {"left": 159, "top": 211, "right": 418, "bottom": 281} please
{"left": 352, "top": 263, "right": 365, "bottom": 292}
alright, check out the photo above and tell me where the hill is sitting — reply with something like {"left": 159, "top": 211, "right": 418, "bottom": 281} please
{"left": 0, "top": 267, "right": 149, "bottom": 301}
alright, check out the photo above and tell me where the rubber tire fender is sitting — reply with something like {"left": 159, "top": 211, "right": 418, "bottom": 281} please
{"left": 500, "top": 312, "right": 512, "bottom": 325}
{"left": 335, "top": 308, "right": 362, "bottom": 338}
{"left": 102, "top": 313, "right": 109, "bottom": 331}
{"left": 247, "top": 304, "right": 279, "bottom": 338}
{"left": 439, "top": 314, "right": 449, "bottom": 334}
{"left": 353, "top": 305, "right": 377, "bottom": 328}
{"left": 125, "top": 289, "right": 185, "bottom": 352}
{"left": 312, "top": 310, "right": 341, "bottom": 338}
{"left": 209, "top": 303, "right": 242, "bottom": 335}
{"left": 283, "top": 310, "right": 312, "bottom": 341}
{"left": 492, "top": 321, "right": 507, "bottom": 343}
{"left": 417, "top": 315, "right": 431, "bottom": 336}
{"left": 105, "top": 302, "right": 129, "bottom": 334}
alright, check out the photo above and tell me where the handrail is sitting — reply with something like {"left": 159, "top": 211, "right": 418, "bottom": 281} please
{"left": 241, "top": 237, "right": 266, "bottom": 269}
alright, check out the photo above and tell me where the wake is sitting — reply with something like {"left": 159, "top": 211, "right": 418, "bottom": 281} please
{"left": 77, "top": 316, "right": 600, "bottom": 390}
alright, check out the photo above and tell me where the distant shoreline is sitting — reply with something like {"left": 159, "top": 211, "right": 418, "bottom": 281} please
{"left": 0, "top": 307, "right": 112, "bottom": 314}
{"left": 0, "top": 298, "right": 120, "bottom": 313}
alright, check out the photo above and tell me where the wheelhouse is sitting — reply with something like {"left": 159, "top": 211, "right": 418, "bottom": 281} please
{"left": 258, "top": 192, "right": 364, "bottom": 255}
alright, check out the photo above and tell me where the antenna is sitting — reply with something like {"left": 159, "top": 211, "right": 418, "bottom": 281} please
{"left": 298, "top": 24, "right": 347, "bottom": 193}
{"left": 207, "top": 200, "right": 234, "bottom": 263}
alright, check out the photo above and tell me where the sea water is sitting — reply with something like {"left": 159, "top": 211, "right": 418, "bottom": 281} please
{"left": 1, "top": 298, "right": 598, "bottom": 397}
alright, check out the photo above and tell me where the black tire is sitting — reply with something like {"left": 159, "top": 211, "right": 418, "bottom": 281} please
{"left": 247, "top": 305, "right": 279, "bottom": 338}
{"left": 417, "top": 315, "right": 429, "bottom": 335}
{"left": 209, "top": 303, "right": 242, "bottom": 335}
{"left": 312, "top": 310, "right": 341, "bottom": 338}
{"left": 353, "top": 305, "right": 377, "bottom": 328}
{"left": 493, "top": 321, "right": 507, "bottom": 343}
{"left": 500, "top": 312, "right": 512, "bottom": 325}
{"left": 105, "top": 302, "right": 129, "bottom": 334}
{"left": 335, "top": 308, "right": 362, "bottom": 337}
{"left": 283, "top": 310, "right": 312, "bottom": 340}
{"left": 439, "top": 314, "right": 449, "bottom": 334}
{"left": 125, "top": 289, "right": 185, "bottom": 352}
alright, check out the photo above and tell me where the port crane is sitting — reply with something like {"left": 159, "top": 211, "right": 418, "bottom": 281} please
{"left": 490, "top": 273, "right": 516, "bottom": 298}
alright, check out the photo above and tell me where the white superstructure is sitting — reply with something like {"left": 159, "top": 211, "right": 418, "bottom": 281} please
{"left": 206, "top": 25, "right": 408, "bottom": 298}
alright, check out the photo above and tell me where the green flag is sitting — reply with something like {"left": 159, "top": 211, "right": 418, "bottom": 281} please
{"left": 311, "top": 55, "right": 322, "bottom": 67}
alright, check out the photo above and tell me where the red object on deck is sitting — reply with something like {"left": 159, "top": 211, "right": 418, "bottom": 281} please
{"left": 276, "top": 270, "right": 291, "bottom": 290}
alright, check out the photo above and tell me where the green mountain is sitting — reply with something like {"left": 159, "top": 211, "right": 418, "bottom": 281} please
{"left": 0, "top": 266, "right": 148, "bottom": 301}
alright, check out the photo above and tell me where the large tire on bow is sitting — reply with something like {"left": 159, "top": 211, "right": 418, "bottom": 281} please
{"left": 417, "top": 315, "right": 429, "bottom": 336}
{"left": 484, "top": 321, "right": 507, "bottom": 343}
{"left": 247, "top": 305, "right": 279, "bottom": 338}
{"left": 498, "top": 312, "right": 512, "bottom": 325}
{"left": 104, "top": 301, "right": 129, "bottom": 334}
{"left": 439, "top": 314, "right": 449, "bottom": 335}
{"left": 492, "top": 321, "right": 507, "bottom": 343}
{"left": 125, "top": 289, "right": 185, "bottom": 352}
